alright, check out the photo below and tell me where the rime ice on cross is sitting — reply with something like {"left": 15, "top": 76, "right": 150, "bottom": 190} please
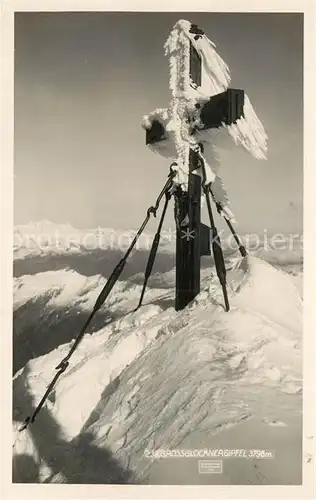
{"left": 142, "top": 19, "right": 267, "bottom": 311}
{"left": 142, "top": 19, "right": 267, "bottom": 220}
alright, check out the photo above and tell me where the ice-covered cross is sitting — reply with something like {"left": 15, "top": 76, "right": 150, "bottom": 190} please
{"left": 142, "top": 19, "right": 267, "bottom": 222}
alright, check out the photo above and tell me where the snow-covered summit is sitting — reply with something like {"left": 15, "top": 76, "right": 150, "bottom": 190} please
{"left": 13, "top": 256, "right": 302, "bottom": 484}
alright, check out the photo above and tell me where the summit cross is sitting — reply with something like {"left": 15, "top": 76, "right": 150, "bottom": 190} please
{"left": 142, "top": 20, "right": 267, "bottom": 311}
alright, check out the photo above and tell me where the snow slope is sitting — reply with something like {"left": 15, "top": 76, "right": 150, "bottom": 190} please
{"left": 12, "top": 256, "right": 302, "bottom": 485}
{"left": 12, "top": 234, "right": 302, "bottom": 376}
{"left": 14, "top": 220, "right": 176, "bottom": 261}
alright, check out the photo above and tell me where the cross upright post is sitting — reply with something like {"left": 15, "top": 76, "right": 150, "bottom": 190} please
{"left": 174, "top": 44, "right": 202, "bottom": 311}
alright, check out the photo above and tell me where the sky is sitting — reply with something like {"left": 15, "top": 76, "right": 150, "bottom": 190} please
{"left": 14, "top": 12, "right": 303, "bottom": 235}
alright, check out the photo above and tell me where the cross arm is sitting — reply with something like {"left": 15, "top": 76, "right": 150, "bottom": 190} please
{"left": 144, "top": 88, "right": 245, "bottom": 147}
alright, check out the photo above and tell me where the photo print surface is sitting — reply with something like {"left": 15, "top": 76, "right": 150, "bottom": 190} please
{"left": 12, "top": 11, "right": 303, "bottom": 486}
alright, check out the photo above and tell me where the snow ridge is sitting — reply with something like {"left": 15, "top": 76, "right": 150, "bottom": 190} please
{"left": 13, "top": 256, "right": 302, "bottom": 484}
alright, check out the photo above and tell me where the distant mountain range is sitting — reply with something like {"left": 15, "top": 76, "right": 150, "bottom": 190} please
{"left": 14, "top": 220, "right": 303, "bottom": 269}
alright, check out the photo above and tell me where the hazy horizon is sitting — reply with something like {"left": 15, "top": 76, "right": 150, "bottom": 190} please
{"left": 14, "top": 12, "right": 303, "bottom": 235}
